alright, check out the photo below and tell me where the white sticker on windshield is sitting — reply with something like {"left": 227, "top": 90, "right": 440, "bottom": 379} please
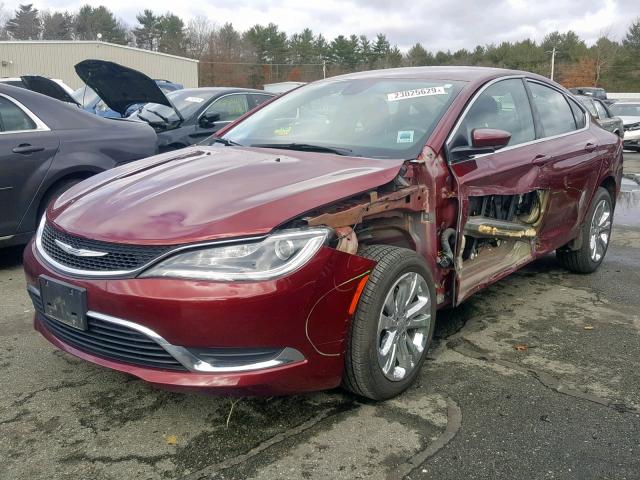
{"left": 185, "top": 96, "right": 205, "bottom": 103}
{"left": 387, "top": 87, "right": 446, "bottom": 102}
{"left": 397, "top": 130, "right": 414, "bottom": 143}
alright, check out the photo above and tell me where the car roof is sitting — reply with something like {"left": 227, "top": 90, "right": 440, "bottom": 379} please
{"left": 325, "top": 66, "right": 550, "bottom": 83}
{"left": 173, "top": 87, "right": 273, "bottom": 95}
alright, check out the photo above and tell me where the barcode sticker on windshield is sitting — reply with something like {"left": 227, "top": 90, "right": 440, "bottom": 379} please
{"left": 397, "top": 130, "right": 414, "bottom": 143}
{"left": 185, "top": 97, "right": 205, "bottom": 103}
{"left": 387, "top": 87, "right": 446, "bottom": 102}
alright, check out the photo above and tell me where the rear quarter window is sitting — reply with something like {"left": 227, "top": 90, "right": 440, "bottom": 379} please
{"left": 568, "top": 98, "right": 586, "bottom": 129}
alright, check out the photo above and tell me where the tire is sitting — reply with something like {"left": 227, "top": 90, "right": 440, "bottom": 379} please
{"left": 37, "top": 179, "right": 82, "bottom": 221}
{"left": 342, "top": 245, "right": 437, "bottom": 400}
{"left": 556, "top": 187, "right": 613, "bottom": 273}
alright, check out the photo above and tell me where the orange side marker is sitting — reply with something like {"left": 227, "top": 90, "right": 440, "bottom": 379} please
{"left": 348, "top": 274, "right": 370, "bottom": 316}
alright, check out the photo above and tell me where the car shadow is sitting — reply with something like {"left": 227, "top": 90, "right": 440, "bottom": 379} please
{"left": 0, "top": 245, "right": 25, "bottom": 269}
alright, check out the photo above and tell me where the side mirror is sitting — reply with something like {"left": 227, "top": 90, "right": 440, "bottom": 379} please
{"left": 449, "top": 128, "right": 512, "bottom": 162}
{"left": 199, "top": 112, "right": 220, "bottom": 128}
{"left": 471, "top": 128, "right": 511, "bottom": 149}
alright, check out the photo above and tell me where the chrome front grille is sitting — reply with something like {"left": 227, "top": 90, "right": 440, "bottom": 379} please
{"left": 40, "top": 222, "right": 171, "bottom": 273}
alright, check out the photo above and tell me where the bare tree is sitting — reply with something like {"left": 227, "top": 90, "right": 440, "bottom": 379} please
{"left": 0, "top": 3, "right": 10, "bottom": 39}
{"left": 185, "top": 15, "right": 213, "bottom": 59}
{"left": 592, "top": 28, "right": 619, "bottom": 86}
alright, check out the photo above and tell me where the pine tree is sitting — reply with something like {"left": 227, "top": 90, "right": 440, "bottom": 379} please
{"left": 6, "top": 4, "right": 41, "bottom": 40}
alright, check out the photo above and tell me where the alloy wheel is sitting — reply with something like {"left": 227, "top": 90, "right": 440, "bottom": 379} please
{"left": 376, "top": 272, "right": 431, "bottom": 381}
{"left": 589, "top": 199, "right": 611, "bottom": 262}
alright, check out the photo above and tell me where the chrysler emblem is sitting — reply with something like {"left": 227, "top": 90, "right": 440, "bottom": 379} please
{"left": 54, "top": 239, "right": 108, "bottom": 257}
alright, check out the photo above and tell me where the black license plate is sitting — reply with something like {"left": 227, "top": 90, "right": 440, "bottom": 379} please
{"left": 39, "top": 275, "right": 87, "bottom": 330}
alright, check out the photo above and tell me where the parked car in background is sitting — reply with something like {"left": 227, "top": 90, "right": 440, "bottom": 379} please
{"left": 75, "top": 59, "right": 274, "bottom": 151}
{"left": 608, "top": 102, "right": 640, "bottom": 151}
{"left": 73, "top": 79, "right": 183, "bottom": 118}
{"left": 129, "top": 87, "right": 275, "bottom": 151}
{"left": 574, "top": 94, "right": 623, "bottom": 137}
{"left": 24, "top": 67, "right": 622, "bottom": 400}
{"left": 0, "top": 76, "right": 79, "bottom": 105}
{"left": 569, "top": 87, "right": 611, "bottom": 104}
{"left": 0, "top": 84, "right": 157, "bottom": 248}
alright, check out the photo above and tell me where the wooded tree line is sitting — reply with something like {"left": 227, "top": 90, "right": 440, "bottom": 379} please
{"left": 1, "top": 3, "right": 639, "bottom": 91}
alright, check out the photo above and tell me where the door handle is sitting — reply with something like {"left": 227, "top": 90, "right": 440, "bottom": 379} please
{"left": 584, "top": 142, "right": 597, "bottom": 153}
{"left": 12, "top": 144, "right": 45, "bottom": 154}
{"left": 532, "top": 154, "right": 548, "bottom": 166}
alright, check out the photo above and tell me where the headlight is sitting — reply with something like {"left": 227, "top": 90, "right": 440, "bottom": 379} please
{"left": 139, "top": 227, "right": 331, "bottom": 281}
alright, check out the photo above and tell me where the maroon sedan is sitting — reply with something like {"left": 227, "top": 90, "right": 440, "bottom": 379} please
{"left": 23, "top": 67, "right": 622, "bottom": 400}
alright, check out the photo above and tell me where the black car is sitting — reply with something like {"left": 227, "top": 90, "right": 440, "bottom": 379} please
{"left": 574, "top": 94, "right": 624, "bottom": 137}
{"left": 76, "top": 60, "right": 275, "bottom": 152}
{"left": 0, "top": 84, "right": 158, "bottom": 247}
{"left": 569, "top": 87, "right": 610, "bottom": 103}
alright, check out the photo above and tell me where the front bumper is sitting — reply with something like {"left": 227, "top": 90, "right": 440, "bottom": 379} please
{"left": 24, "top": 241, "right": 374, "bottom": 395}
{"left": 623, "top": 128, "right": 640, "bottom": 146}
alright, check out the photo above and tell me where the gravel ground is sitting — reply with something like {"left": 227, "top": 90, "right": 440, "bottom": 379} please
{"left": 1, "top": 152, "right": 639, "bottom": 480}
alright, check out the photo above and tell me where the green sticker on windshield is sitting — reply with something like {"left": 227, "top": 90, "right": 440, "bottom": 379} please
{"left": 274, "top": 126, "right": 292, "bottom": 136}
{"left": 397, "top": 130, "right": 414, "bottom": 143}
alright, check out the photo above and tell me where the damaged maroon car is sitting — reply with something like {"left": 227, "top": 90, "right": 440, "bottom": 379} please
{"left": 23, "top": 67, "right": 622, "bottom": 400}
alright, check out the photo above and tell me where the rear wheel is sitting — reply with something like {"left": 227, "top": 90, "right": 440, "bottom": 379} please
{"left": 38, "top": 179, "right": 82, "bottom": 221}
{"left": 342, "top": 245, "right": 436, "bottom": 400}
{"left": 556, "top": 187, "right": 613, "bottom": 273}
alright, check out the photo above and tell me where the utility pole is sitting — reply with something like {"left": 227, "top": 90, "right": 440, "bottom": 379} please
{"left": 322, "top": 60, "right": 326, "bottom": 79}
{"left": 549, "top": 46, "right": 556, "bottom": 81}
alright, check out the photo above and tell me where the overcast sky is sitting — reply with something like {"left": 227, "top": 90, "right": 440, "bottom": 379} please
{"left": 4, "top": 0, "right": 639, "bottom": 51}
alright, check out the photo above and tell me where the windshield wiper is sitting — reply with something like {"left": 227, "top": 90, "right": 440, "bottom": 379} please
{"left": 209, "top": 136, "right": 242, "bottom": 146}
{"left": 251, "top": 143, "right": 353, "bottom": 156}
{"left": 136, "top": 113, "right": 155, "bottom": 123}
{"left": 146, "top": 109, "right": 170, "bottom": 123}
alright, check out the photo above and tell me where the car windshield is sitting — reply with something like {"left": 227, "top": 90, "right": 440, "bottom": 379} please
{"left": 135, "top": 89, "right": 217, "bottom": 122}
{"left": 609, "top": 103, "right": 640, "bottom": 117}
{"left": 72, "top": 86, "right": 100, "bottom": 107}
{"left": 222, "top": 78, "right": 464, "bottom": 159}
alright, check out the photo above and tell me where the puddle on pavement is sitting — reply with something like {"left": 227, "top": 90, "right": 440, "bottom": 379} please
{"left": 617, "top": 177, "right": 640, "bottom": 228}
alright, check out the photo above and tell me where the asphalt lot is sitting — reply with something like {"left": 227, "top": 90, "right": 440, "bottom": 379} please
{"left": 1, "top": 152, "right": 639, "bottom": 480}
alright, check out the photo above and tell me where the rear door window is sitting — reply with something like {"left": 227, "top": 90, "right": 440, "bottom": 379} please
{"left": 528, "top": 82, "right": 577, "bottom": 137}
{"left": 0, "top": 96, "right": 36, "bottom": 132}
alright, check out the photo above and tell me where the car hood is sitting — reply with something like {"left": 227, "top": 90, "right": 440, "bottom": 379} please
{"left": 618, "top": 115, "right": 640, "bottom": 126}
{"left": 20, "top": 76, "right": 80, "bottom": 105}
{"left": 75, "top": 59, "right": 173, "bottom": 116}
{"left": 50, "top": 147, "right": 405, "bottom": 245}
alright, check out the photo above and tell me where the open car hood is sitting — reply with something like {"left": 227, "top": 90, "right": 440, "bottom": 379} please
{"left": 74, "top": 59, "right": 173, "bottom": 116}
{"left": 20, "top": 76, "right": 79, "bottom": 105}
{"left": 50, "top": 146, "right": 406, "bottom": 245}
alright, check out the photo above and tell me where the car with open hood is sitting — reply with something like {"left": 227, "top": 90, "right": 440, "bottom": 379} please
{"left": 75, "top": 59, "right": 274, "bottom": 152}
{"left": 0, "top": 83, "right": 157, "bottom": 248}
{"left": 23, "top": 67, "right": 622, "bottom": 400}
{"left": 72, "top": 79, "right": 183, "bottom": 119}
{"left": 608, "top": 102, "right": 640, "bottom": 151}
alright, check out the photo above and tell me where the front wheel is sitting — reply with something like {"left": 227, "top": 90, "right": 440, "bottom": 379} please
{"left": 557, "top": 187, "right": 613, "bottom": 273}
{"left": 342, "top": 245, "right": 436, "bottom": 400}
